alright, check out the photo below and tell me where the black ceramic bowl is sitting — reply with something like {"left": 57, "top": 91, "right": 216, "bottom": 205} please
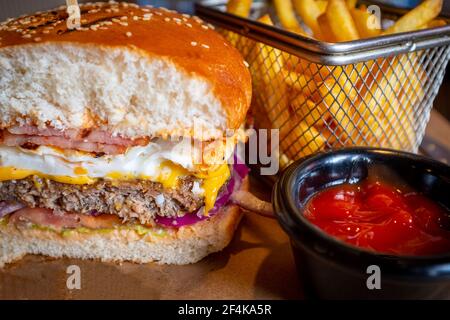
{"left": 273, "top": 148, "right": 450, "bottom": 299}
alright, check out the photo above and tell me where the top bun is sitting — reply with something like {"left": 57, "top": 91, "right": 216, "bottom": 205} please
{"left": 0, "top": 2, "right": 251, "bottom": 140}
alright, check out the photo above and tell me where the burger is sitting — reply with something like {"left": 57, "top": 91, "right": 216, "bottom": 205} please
{"left": 0, "top": 2, "right": 251, "bottom": 266}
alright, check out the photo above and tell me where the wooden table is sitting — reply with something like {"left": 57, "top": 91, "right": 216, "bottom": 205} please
{"left": 0, "top": 111, "right": 448, "bottom": 300}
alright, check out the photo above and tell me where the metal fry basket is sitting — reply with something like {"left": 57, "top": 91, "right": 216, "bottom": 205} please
{"left": 196, "top": 0, "right": 450, "bottom": 168}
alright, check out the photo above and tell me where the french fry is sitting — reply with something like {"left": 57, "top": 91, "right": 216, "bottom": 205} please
{"left": 280, "top": 117, "right": 326, "bottom": 159}
{"left": 316, "top": 123, "right": 342, "bottom": 148}
{"left": 290, "top": 97, "right": 326, "bottom": 127}
{"left": 225, "top": 0, "right": 254, "bottom": 56}
{"left": 293, "top": 0, "right": 323, "bottom": 38}
{"left": 317, "top": 13, "right": 337, "bottom": 42}
{"left": 395, "top": 53, "right": 425, "bottom": 148}
{"left": 353, "top": 54, "right": 423, "bottom": 149}
{"left": 311, "top": 77, "right": 361, "bottom": 144}
{"left": 254, "top": 15, "right": 287, "bottom": 124}
{"left": 358, "top": 81, "right": 409, "bottom": 148}
{"left": 422, "top": 18, "right": 447, "bottom": 28}
{"left": 350, "top": 8, "right": 381, "bottom": 38}
{"left": 294, "top": 121, "right": 326, "bottom": 157}
{"left": 384, "top": 0, "right": 443, "bottom": 35}
{"left": 273, "top": 0, "right": 306, "bottom": 35}
{"left": 226, "top": 0, "right": 253, "bottom": 17}
{"left": 326, "top": 0, "right": 360, "bottom": 41}
{"left": 282, "top": 68, "right": 319, "bottom": 95}
{"left": 288, "top": 56, "right": 333, "bottom": 88}
{"left": 346, "top": 0, "right": 357, "bottom": 9}
{"left": 255, "top": 15, "right": 284, "bottom": 81}
{"left": 316, "top": 0, "right": 328, "bottom": 15}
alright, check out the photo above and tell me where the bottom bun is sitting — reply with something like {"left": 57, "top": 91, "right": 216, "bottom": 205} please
{"left": 0, "top": 179, "right": 247, "bottom": 267}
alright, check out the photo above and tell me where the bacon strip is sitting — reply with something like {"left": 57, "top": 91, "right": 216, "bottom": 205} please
{"left": 8, "top": 125, "right": 149, "bottom": 146}
{"left": 2, "top": 131, "right": 127, "bottom": 155}
{"left": 2, "top": 126, "right": 149, "bottom": 155}
{"left": 9, "top": 207, "right": 122, "bottom": 231}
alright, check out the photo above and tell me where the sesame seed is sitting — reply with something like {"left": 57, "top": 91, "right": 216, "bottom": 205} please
{"left": 201, "top": 25, "right": 208, "bottom": 30}
{"left": 43, "top": 30, "right": 50, "bottom": 34}
{"left": 34, "top": 37, "right": 41, "bottom": 42}
{"left": 22, "top": 34, "right": 32, "bottom": 38}
{"left": 120, "top": 22, "right": 129, "bottom": 26}
{"left": 133, "top": 16, "right": 139, "bottom": 21}
{"left": 173, "top": 18, "right": 181, "bottom": 22}
{"left": 186, "top": 23, "right": 192, "bottom": 28}
{"left": 201, "top": 44, "right": 210, "bottom": 49}
{"left": 112, "top": 18, "right": 120, "bottom": 23}
{"left": 155, "top": 11, "right": 162, "bottom": 16}
{"left": 191, "top": 41, "right": 197, "bottom": 46}
{"left": 142, "top": 8, "right": 150, "bottom": 12}
{"left": 182, "top": 14, "right": 190, "bottom": 18}
{"left": 244, "top": 61, "right": 249, "bottom": 68}
{"left": 164, "top": 17, "right": 170, "bottom": 22}
{"left": 120, "top": 16, "right": 128, "bottom": 21}
{"left": 126, "top": 31, "right": 132, "bottom": 37}
{"left": 143, "top": 17, "right": 151, "bottom": 21}
{"left": 207, "top": 23, "right": 215, "bottom": 30}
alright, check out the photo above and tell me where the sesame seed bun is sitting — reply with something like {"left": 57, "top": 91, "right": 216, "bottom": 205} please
{"left": 0, "top": 2, "right": 252, "bottom": 140}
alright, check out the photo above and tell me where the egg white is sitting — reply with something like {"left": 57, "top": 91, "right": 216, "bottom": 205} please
{"left": 0, "top": 139, "right": 197, "bottom": 179}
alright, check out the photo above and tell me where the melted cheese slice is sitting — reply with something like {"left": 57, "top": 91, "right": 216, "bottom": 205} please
{"left": 0, "top": 167, "right": 96, "bottom": 185}
{"left": 106, "top": 162, "right": 231, "bottom": 213}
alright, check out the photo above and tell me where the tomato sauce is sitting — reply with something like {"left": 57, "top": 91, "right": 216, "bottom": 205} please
{"left": 304, "top": 180, "right": 450, "bottom": 256}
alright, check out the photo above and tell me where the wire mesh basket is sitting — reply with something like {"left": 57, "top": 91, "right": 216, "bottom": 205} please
{"left": 196, "top": 0, "right": 450, "bottom": 168}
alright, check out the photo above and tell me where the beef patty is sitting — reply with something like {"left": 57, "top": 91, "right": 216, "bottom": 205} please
{"left": 0, "top": 176, "right": 204, "bottom": 225}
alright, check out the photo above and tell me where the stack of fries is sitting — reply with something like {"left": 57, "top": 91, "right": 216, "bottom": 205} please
{"left": 226, "top": 0, "right": 445, "bottom": 164}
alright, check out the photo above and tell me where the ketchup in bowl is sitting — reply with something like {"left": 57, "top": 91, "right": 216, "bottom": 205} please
{"left": 304, "top": 179, "right": 450, "bottom": 256}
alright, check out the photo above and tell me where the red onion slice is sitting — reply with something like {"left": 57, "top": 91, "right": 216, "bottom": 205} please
{"left": 154, "top": 160, "right": 249, "bottom": 228}
{"left": 0, "top": 201, "right": 26, "bottom": 218}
